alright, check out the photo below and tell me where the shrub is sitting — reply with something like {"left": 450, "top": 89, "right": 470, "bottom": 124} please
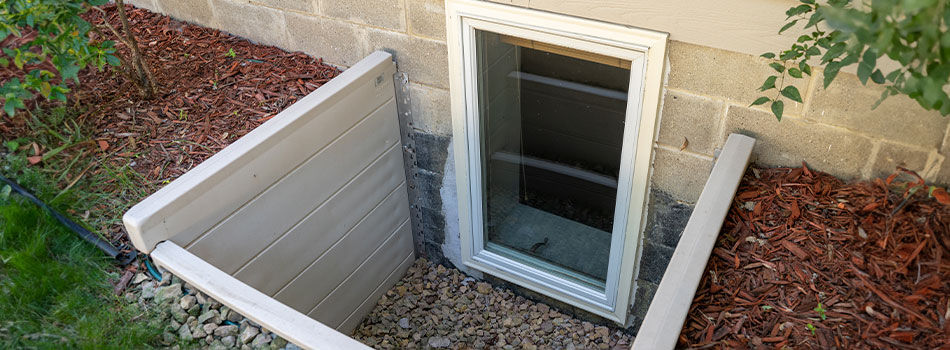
{"left": 754, "top": 0, "right": 949, "bottom": 120}
{"left": 0, "top": 0, "right": 154, "bottom": 117}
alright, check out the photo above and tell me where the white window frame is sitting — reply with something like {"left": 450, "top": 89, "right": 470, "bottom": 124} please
{"left": 445, "top": 0, "right": 668, "bottom": 323}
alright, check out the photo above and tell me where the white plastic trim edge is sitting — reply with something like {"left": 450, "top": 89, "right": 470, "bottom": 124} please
{"left": 446, "top": 0, "right": 668, "bottom": 323}
{"left": 150, "top": 241, "right": 371, "bottom": 350}
{"left": 632, "top": 133, "right": 756, "bottom": 350}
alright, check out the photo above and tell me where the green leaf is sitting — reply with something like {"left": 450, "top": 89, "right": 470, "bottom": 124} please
{"left": 870, "top": 69, "right": 885, "bottom": 84}
{"left": 761, "top": 52, "right": 776, "bottom": 59}
{"left": 805, "top": 12, "right": 823, "bottom": 28}
{"left": 87, "top": 0, "right": 110, "bottom": 5}
{"left": 885, "top": 69, "right": 901, "bottom": 82}
{"left": 781, "top": 86, "right": 804, "bottom": 103}
{"left": 4, "top": 98, "right": 18, "bottom": 117}
{"left": 750, "top": 96, "right": 771, "bottom": 107}
{"left": 799, "top": 61, "right": 812, "bottom": 75}
{"left": 823, "top": 62, "right": 842, "bottom": 88}
{"left": 60, "top": 64, "right": 80, "bottom": 82}
{"left": 771, "top": 100, "right": 785, "bottom": 121}
{"left": 105, "top": 54, "right": 120, "bottom": 66}
{"left": 788, "top": 67, "right": 803, "bottom": 78}
{"left": 760, "top": 76, "right": 778, "bottom": 91}
{"left": 769, "top": 62, "right": 786, "bottom": 73}
{"left": 780, "top": 20, "right": 800, "bottom": 34}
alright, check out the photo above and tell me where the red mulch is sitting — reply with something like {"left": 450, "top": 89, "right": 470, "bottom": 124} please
{"left": 1, "top": 4, "right": 339, "bottom": 180}
{"left": 679, "top": 165, "right": 950, "bottom": 349}
{"left": 0, "top": 5, "right": 339, "bottom": 242}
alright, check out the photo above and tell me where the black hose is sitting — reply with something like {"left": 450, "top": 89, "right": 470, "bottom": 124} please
{"left": 0, "top": 174, "right": 135, "bottom": 265}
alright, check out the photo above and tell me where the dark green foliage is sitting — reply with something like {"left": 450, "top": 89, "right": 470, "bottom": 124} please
{"left": 755, "top": 0, "right": 950, "bottom": 120}
{"left": 0, "top": 0, "right": 119, "bottom": 116}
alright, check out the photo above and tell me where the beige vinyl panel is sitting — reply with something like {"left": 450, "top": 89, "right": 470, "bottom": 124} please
{"left": 123, "top": 51, "right": 398, "bottom": 253}
{"left": 185, "top": 98, "right": 401, "bottom": 274}
{"left": 274, "top": 196, "right": 411, "bottom": 312}
{"left": 307, "top": 222, "right": 415, "bottom": 328}
{"left": 233, "top": 150, "right": 408, "bottom": 295}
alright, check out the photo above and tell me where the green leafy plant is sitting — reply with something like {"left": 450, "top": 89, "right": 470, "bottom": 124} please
{"left": 754, "top": 0, "right": 950, "bottom": 120}
{"left": 813, "top": 301, "right": 827, "bottom": 320}
{"left": 226, "top": 47, "right": 236, "bottom": 58}
{"left": 0, "top": 0, "right": 155, "bottom": 117}
{"left": 806, "top": 323, "right": 817, "bottom": 335}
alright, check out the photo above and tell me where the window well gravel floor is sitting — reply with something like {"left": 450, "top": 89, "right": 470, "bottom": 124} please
{"left": 351, "top": 259, "right": 634, "bottom": 349}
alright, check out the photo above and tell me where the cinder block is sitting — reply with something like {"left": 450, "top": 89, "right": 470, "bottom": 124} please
{"left": 284, "top": 12, "right": 366, "bottom": 67}
{"left": 211, "top": 0, "right": 288, "bottom": 48}
{"left": 152, "top": 0, "right": 214, "bottom": 24}
{"left": 644, "top": 191, "right": 693, "bottom": 248}
{"left": 125, "top": 0, "right": 160, "bottom": 12}
{"left": 870, "top": 142, "right": 931, "bottom": 180}
{"left": 409, "top": 83, "right": 452, "bottom": 136}
{"left": 936, "top": 138, "right": 950, "bottom": 185}
{"left": 667, "top": 41, "right": 808, "bottom": 116}
{"left": 408, "top": 0, "right": 446, "bottom": 40}
{"left": 413, "top": 132, "right": 451, "bottom": 174}
{"left": 320, "top": 0, "right": 406, "bottom": 32}
{"left": 250, "top": 0, "right": 313, "bottom": 13}
{"left": 366, "top": 29, "right": 449, "bottom": 89}
{"left": 629, "top": 281, "right": 658, "bottom": 330}
{"left": 420, "top": 206, "right": 446, "bottom": 244}
{"left": 414, "top": 168, "right": 444, "bottom": 211}
{"left": 808, "top": 72, "right": 948, "bottom": 149}
{"left": 650, "top": 148, "right": 713, "bottom": 203}
{"left": 656, "top": 90, "right": 723, "bottom": 155}
{"left": 636, "top": 242, "right": 674, "bottom": 284}
{"left": 723, "top": 106, "right": 875, "bottom": 180}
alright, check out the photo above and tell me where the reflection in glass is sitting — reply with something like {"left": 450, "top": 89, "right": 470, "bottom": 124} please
{"left": 476, "top": 30, "right": 630, "bottom": 289}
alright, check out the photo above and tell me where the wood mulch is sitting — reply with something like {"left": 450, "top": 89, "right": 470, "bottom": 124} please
{"left": 0, "top": 5, "right": 339, "bottom": 243}
{"left": 679, "top": 165, "right": 950, "bottom": 349}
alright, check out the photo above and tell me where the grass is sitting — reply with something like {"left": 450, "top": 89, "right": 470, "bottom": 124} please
{"left": 3, "top": 107, "right": 153, "bottom": 241}
{"left": 0, "top": 107, "right": 169, "bottom": 348}
{"left": 0, "top": 194, "right": 165, "bottom": 349}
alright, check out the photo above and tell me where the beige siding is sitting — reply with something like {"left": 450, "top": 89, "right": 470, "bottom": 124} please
{"left": 124, "top": 52, "right": 413, "bottom": 335}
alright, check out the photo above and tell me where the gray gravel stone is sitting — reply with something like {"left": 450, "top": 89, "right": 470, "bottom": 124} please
{"left": 178, "top": 324, "right": 193, "bottom": 341}
{"left": 179, "top": 295, "right": 196, "bottom": 310}
{"left": 239, "top": 325, "right": 259, "bottom": 344}
{"left": 155, "top": 283, "right": 183, "bottom": 304}
{"left": 352, "top": 259, "right": 634, "bottom": 348}
{"left": 221, "top": 335, "right": 236, "bottom": 347}
{"left": 213, "top": 324, "right": 238, "bottom": 337}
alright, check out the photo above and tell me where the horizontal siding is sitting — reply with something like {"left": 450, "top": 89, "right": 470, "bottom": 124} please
{"left": 275, "top": 203, "right": 411, "bottom": 312}
{"left": 307, "top": 222, "right": 414, "bottom": 327}
{"left": 233, "top": 149, "right": 407, "bottom": 295}
{"left": 185, "top": 98, "right": 401, "bottom": 274}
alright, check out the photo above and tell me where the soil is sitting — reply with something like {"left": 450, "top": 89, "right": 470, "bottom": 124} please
{"left": 679, "top": 165, "right": 950, "bottom": 349}
{"left": 0, "top": 4, "right": 339, "bottom": 244}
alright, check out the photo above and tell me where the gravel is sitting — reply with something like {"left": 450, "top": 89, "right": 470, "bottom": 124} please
{"left": 124, "top": 265, "right": 302, "bottom": 349}
{"left": 352, "top": 259, "right": 634, "bottom": 349}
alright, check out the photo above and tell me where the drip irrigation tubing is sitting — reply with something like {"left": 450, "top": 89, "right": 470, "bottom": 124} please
{"left": 0, "top": 174, "right": 135, "bottom": 265}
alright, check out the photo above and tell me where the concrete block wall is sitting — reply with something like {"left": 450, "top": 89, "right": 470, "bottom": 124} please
{"left": 129, "top": 0, "right": 950, "bottom": 330}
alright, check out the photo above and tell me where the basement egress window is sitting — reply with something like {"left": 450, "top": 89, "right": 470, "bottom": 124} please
{"left": 447, "top": 0, "right": 667, "bottom": 322}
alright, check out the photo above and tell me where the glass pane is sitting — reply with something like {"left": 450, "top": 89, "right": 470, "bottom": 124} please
{"left": 476, "top": 29, "right": 630, "bottom": 289}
